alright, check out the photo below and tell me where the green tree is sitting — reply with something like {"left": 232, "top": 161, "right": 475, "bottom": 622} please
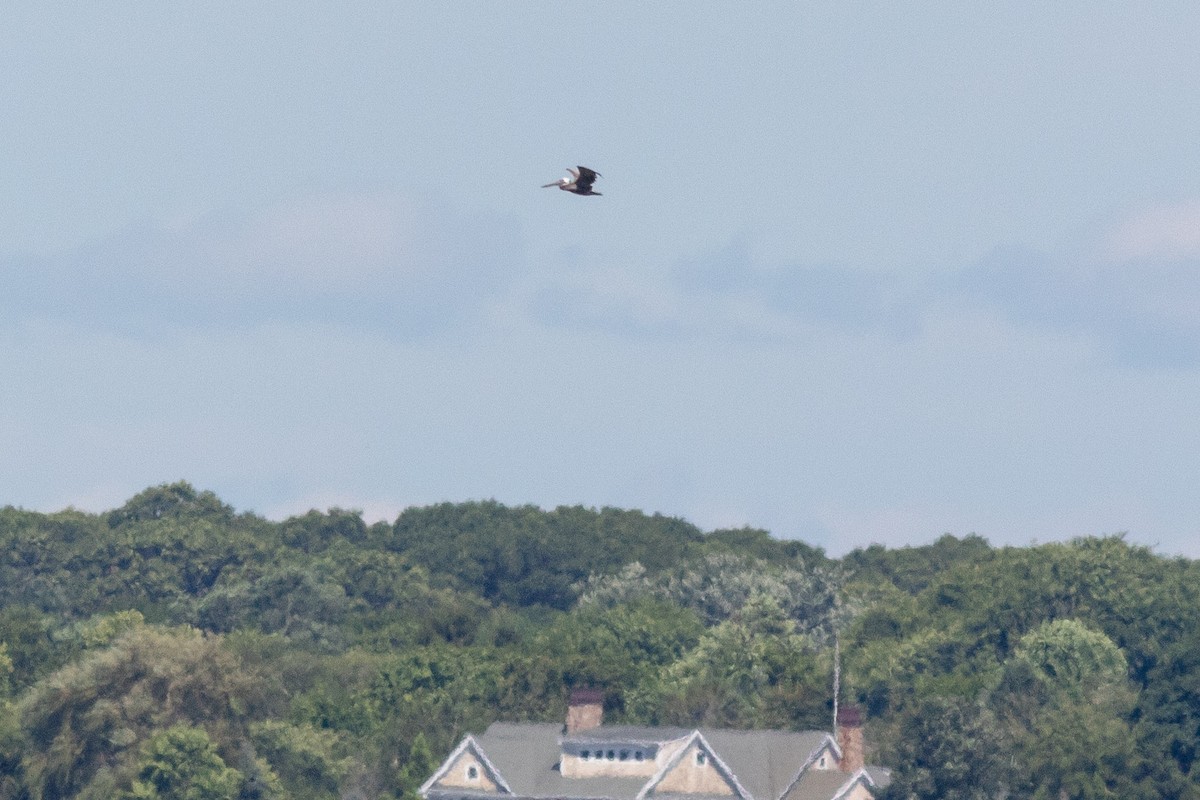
{"left": 106, "top": 482, "right": 234, "bottom": 527}
{"left": 843, "top": 534, "right": 993, "bottom": 595}
{"left": 530, "top": 599, "right": 703, "bottom": 717}
{"left": 1132, "top": 623, "right": 1200, "bottom": 795}
{"left": 632, "top": 593, "right": 827, "bottom": 728}
{"left": 879, "top": 695, "right": 1008, "bottom": 800}
{"left": 386, "top": 501, "right": 708, "bottom": 610}
{"left": 578, "top": 552, "right": 847, "bottom": 638}
{"left": 279, "top": 509, "right": 368, "bottom": 554}
{"left": 0, "top": 643, "right": 11, "bottom": 700}
{"left": 126, "top": 724, "right": 242, "bottom": 800}
{"left": 248, "top": 720, "right": 349, "bottom": 800}
{"left": 18, "top": 625, "right": 258, "bottom": 800}
{"left": 994, "top": 621, "right": 1148, "bottom": 799}
{"left": 396, "top": 731, "right": 435, "bottom": 800}
{"left": 196, "top": 565, "right": 354, "bottom": 647}
{"left": 0, "top": 694, "right": 26, "bottom": 800}
{"left": 1018, "top": 699, "right": 1148, "bottom": 800}
{"left": 1011, "top": 618, "right": 1127, "bottom": 700}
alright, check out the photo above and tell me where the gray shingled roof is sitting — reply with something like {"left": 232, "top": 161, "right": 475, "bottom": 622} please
{"left": 473, "top": 723, "right": 646, "bottom": 799}
{"left": 426, "top": 722, "right": 842, "bottom": 800}
{"left": 698, "top": 728, "right": 831, "bottom": 800}
{"left": 564, "top": 725, "right": 693, "bottom": 745}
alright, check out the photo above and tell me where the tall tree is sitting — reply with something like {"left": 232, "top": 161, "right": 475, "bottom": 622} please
{"left": 879, "top": 695, "right": 1008, "bottom": 800}
{"left": 18, "top": 625, "right": 258, "bottom": 800}
{"left": 125, "top": 724, "right": 242, "bottom": 800}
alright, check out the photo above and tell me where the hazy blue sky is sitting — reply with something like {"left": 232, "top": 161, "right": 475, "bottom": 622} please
{"left": 4, "top": 3, "right": 1200, "bottom": 556}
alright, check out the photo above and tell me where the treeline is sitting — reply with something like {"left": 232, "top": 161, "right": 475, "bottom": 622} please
{"left": 2, "top": 482, "right": 1199, "bottom": 800}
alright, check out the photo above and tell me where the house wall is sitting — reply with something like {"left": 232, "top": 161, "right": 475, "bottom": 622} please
{"left": 839, "top": 781, "right": 874, "bottom": 800}
{"left": 561, "top": 749, "right": 658, "bottom": 778}
{"left": 810, "top": 743, "right": 838, "bottom": 771}
{"left": 435, "top": 752, "right": 498, "bottom": 792}
{"left": 652, "top": 743, "right": 734, "bottom": 796}
{"left": 657, "top": 738, "right": 688, "bottom": 765}
{"left": 561, "top": 736, "right": 688, "bottom": 779}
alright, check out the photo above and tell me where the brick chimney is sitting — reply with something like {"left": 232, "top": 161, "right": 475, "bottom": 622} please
{"left": 566, "top": 688, "right": 604, "bottom": 734}
{"left": 836, "top": 705, "right": 864, "bottom": 773}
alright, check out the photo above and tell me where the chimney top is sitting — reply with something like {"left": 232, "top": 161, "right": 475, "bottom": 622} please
{"left": 569, "top": 688, "right": 605, "bottom": 706}
{"left": 836, "top": 705, "right": 863, "bottom": 728}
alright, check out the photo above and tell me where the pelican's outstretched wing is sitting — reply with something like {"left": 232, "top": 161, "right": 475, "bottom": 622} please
{"left": 574, "top": 166, "right": 600, "bottom": 191}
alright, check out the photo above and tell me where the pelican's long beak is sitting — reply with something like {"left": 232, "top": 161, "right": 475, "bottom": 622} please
{"left": 541, "top": 182, "right": 558, "bottom": 188}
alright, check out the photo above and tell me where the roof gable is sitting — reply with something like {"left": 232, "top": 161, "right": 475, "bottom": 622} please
{"left": 775, "top": 735, "right": 842, "bottom": 800}
{"left": 698, "top": 729, "right": 835, "bottom": 800}
{"left": 638, "top": 731, "right": 752, "bottom": 800}
{"left": 782, "top": 767, "right": 877, "bottom": 800}
{"left": 830, "top": 770, "right": 877, "bottom": 800}
{"left": 421, "top": 734, "right": 513, "bottom": 796}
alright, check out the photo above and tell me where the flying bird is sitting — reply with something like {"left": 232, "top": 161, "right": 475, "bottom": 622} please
{"left": 543, "top": 166, "right": 602, "bottom": 196}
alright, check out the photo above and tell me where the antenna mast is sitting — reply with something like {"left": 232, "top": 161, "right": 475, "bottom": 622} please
{"left": 832, "top": 631, "right": 841, "bottom": 734}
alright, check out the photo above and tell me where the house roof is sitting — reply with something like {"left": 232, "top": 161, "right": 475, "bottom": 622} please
{"left": 564, "top": 725, "right": 694, "bottom": 746}
{"left": 782, "top": 769, "right": 858, "bottom": 800}
{"left": 424, "top": 722, "right": 860, "bottom": 800}
{"left": 472, "top": 723, "right": 646, "bottom": 800}
{"left": 698, "top": 728, "right": 832, "bottom": 800}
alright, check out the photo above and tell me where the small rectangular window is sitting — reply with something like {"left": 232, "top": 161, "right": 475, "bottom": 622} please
{"left": 695, "top": 751, "right": 707, "bottom": 766}
{"left": 635, "top": 751, "right": 644, "bottom": 761}
{"left": 607, "top": 750, "right": 615, "bottom": 761}
{"left": 619, "top": 750, "right": 629, "bottom": 761}
{"left": 581, "top": 750, "right": 590, "bottom": 761}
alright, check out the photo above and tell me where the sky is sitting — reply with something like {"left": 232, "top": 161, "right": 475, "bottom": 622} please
{"left": 3, "top": 3, "right": 1200, "bottom": 558}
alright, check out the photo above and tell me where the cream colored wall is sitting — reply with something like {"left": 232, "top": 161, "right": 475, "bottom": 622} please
{"left": 561, "top": 735, "right": 688, "bottom": 779}
{"left": 839, "top": 781, "right": 875, "bottom": 800}
{"left": 811, "top": 743, "right": 837, "bottom": 770}
{"left": 561, "top": 751, "right": 658, "bottom": 778}
{"left": 653, "top": 743, "right": 734, "bottom": 796}
{"left": 435, "top": 751, "right": 498, "bottom": 791}
{"left": 657, "top": 738, "right": 687, "bottom": 764}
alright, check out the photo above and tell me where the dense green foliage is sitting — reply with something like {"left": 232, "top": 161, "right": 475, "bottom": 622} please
{"left": 3, "top": 482, "right": 1200, "bottom": 799}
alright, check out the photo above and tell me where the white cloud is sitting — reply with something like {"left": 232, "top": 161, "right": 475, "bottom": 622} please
{"left": 526, "top": 238, "right": 917, "bottom": 346}
{"left": 1104, "top": 201, "right": 1200, "bottom": 262}
{"left": 1, "top": 191, "right": 523, "bottom": 338}
{"left": 521, "top": 227, "right": 1200, "bottom": 372}
{"left": 955, "top": 241, "right": 1200, "bottom": 368}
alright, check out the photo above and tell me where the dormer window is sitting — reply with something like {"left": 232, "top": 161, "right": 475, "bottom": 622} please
{"left": 635, "top": 751, "right": 644, "bottom": 761}
{"left": 467, "top": 766, "right": 479, "bottom": 781}
{"left": 607, "top": 750, "right": 616, "bottom": 761}
{"left": 695, "top": 751, "right": 707, "bottom": 766}
{"left": 581, "top": 750, "right": 590, "bottom": 761}
{"left": 619, "top": 750, "right": 629, "bottom": 761}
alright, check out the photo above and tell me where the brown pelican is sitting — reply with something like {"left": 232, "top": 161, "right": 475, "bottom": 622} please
{"left": 542, "top": 166, "right": 602, "bottom": 196}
